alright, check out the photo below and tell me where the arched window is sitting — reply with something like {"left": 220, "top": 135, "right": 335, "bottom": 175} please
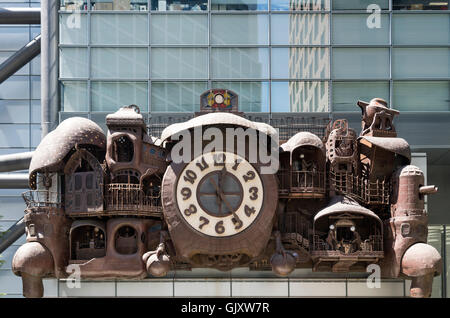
{"left": 113, "top": 135, "right": 134, "bottom": 162}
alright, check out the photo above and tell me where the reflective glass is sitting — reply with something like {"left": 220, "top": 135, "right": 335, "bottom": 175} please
{"left": 151, "top": 0, "right": 207, "bottom": 11}
{"left": 151, "top": 82, "right": 207, "bottom": 112}
{"left": 393, "top": 81, "right": 450, "bottom": 112}
{"left": 272, "top": 48, "right": 329, "bottom": 79}
{"left": 393, "top": 0, "right": 448, "bottom": 10}
{"left": 59, "top": 48, "right": 88, "bottom": 78}
{"left": 61, "top": 81, "right": 89, "bottom": 112}
{"left": 151, "top": 14, "right": 208, "bottom": 45}
{"left": 59, "top": 13, "right": 88, "bottom": 45}
{"left": 427, "top": 225, "right": 443, "bottom": 298}
{"left": 0, "top": 100, "right": 30, "bottom": 123}
{"left": 212, "top": 81, "right": 269, "bottom": 112}
{"left": 211, "top": 48, "right": 269, "bottom": 79}
{"left": 60, "top": 0, "right": 88, "bottom": 10}
{"left": 151, "top": 48, "right": 207, "bottom": 79}
{"left": 332, "top": 14, "right": 389, "bottom": 45}
{"left": 90, "top": 0, "right": 148, "bottom": 10}
{"left": 393, "top": 14, "right": 450, "bottom": 45}
{"left": 332, "top": 48, "right": 389, "bottom": 79}
{"left": 211, "top": 14, "right": 268, "bottom": 45}
{"left": 0, "top": 196, "right": 27, "bottom": 221}
{"left": 392, "top": 48, "right": 450, "bottom": 79}
{"left": 0, "top": 51, "right": 28, "bottom": 75}
{"left": 31, "top": 76, "right": 40, "bottom": 100}
{"left": 211, "top": 0, "right": 268, "bottom": 11}
{"left": 91, "top": 48, "right": 148, "bottom": 79}
{"left": 91, "top": 82, "right": 148, "bottom": 111}
{"left": 0, "top": 26, "right": 29, "bottom": 50}
{"left": 332, "top": 81, "right": 389, "bottom": 112}
{"left": 271, "top": 13, "right": 329, "bottom": 45}
{"left": 91, "top": 14, "right": 148, "bottom": 45}
{"left": 271, "top": 81, "right": 329, "bottom": 112}
{"left": 333, "top": 0, "right": 388, "bottom": 10}
{"left": 271, "top": 0, "right": 330, "bottom": 11}
{"left": 0, "top": 76, "right": 29, "bottom": 99}
{"left": 0, "top": 124, "right": 29, "bottom": 148}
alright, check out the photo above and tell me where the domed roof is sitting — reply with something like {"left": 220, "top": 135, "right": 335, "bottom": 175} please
{"left": 29, "top": 117, "right": 106, "bottom": 189}
{"left": 106, "top": 105, "right": 146, "bottom": 129}
{"left": 359, "top": 136, "right": 411, "bottom": 162}
{"left": 281, "top": 131, "right": 325, "bottom": 154}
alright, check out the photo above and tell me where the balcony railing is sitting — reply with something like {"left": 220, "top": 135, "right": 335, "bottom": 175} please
{"left": 312, "top": 234, "right": 383, "bottom": 254}
{"left": 329, "top": 171, "right": 390, "bottom": 205}
{"left": 22, "top": 190, "right": 63, "bottom": 209}
{"left": 105, "top": 183, "right": 162, "bottom": 216}
{"left": 278, "top": 169, "right": 326, "bottom": 196}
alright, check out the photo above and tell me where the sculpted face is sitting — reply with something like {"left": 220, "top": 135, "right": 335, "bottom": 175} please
{"left": 176, "top": 151, "right": 264, "bottom": 237}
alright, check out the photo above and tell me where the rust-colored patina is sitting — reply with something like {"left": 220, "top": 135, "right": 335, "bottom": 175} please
{"left": 12, "top": 94, "right": 440, "bottom": 298}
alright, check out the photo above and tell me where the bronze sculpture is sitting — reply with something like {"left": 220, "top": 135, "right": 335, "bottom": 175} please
{"left": 12, "top": 91, "right": 441, "bottom": 298}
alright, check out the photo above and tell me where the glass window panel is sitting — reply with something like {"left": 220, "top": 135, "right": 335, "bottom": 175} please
{"left": 392, "top": 48, "right": 450, "bottom": 79}
{"left": 31, "top": 54, "right": 40, "bottom": 76}
{"left": 332, "top": 14, "right": 389, "bottom": 45}
{"left": 427, "top": 225, "right": 443, "bottom": 298}
{"left": 393, "top": 0, "right": 448, "bottom": 10}
{"left": 393, "top": 81, "right": 450, "bottom": 112}
{"left": 333, "top": 0, "right": 388, "bottom": 10}
{"left": 0, "top": 100, "right": 30, "bottom": 123}
{"left": 151, "top": 14, "right": 207, "bottom": 45}
{"left": 91, "top": 81, "right": 148, "bottom": 112}
{"left": 271, "top": 81, "right": 329, "bottom": 112}
{"left": 0, "top": 196, "right": 27, "bottom": 221}
{"left": 212, "top": 81, "right": 269, "bottom": 112}
{"left": 0, "top": 76, "right": 29, "bottom": 99}
{"left": 271, "top": 0, "right": 330, "bottom": 11}
{"left": 60, "top": 0, "right": 88, "bottom": 10}
{"left": 59, "top": 48, "right": 88, "bottom": 78}
{"left": 332, "top": 48, "right": 389, "bottom": 79}
{"left": 59, "top": 13, "right": 88, "bottom": 45}
{"left": 151, "top": 48, "right": 207, "bottom": 79}
{"left": 0, "top": 52, "right": 28, "bottom": 75}
{"left": 211, "top": 0, "right": 267, "bottom": 11}
{"left": 272, "top": 48, "right": 329, "bottom": 79}
{"left": 91, "top": 14, "right": 148, "bottom": 45}
{"left": 90, "top": 0, "right": 148, "bottom": 10}
{"left": 211, "top": 48, "right": 269, "bottom": 79}
{"left": 151, "top": 82, "right": 207, "bottom": 112}
{"left": 332, "top": 81, "right": 389, "bottom": 112}
{"left": 271, "top": 13, "right": 329, "bottom": 45}
{"left": 91, "top": 48, "right": 148, "bottom": 79}
{"left": 151, "top": 0, "right": 207, "bottom": 10}
{"left": 61, "top": 81, "right": 89, "bottom": 112}
{"left": 395, "top": 113, "right": 450, "bottom": 146}
{"left": 0, "top": 26, "right": 29, "bottom": 50}
{"left": 211, "top": 14, "right": 268, "bottom": 45}
{"left": 31, "top": 76, "right": 40, "bottom": 100}
{"left": 0, "top": 124, "right": 29, "bottom": 148}
{"left": 393, "top": 14, "right": 450, "bottom": 45}
{"left": 31, "top": 124, "right": 41, "bottom": 148}
{"left": 31, "top": 100, "right": 40, "bottom": 124}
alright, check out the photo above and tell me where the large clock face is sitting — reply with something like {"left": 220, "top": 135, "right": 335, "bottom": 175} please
{"left": 176, "top": 151, "right": 264, "bottom": 237}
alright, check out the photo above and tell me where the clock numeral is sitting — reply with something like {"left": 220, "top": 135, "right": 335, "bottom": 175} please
{"left": 249, "top": 187, "right": 258, "bottom": 200}
{"left": 196, "top": 156, "right": 209, "bottom": 171}
{"left": 243, "top": 170, "right": 255, "bottom": 182}
{"left": 215, "top": 221, "right": 225, "bottom": 234}
{"left": 232, "top": 215, "right": 243, "bottom": 230}
{"left": 184, "top": 204, "right": 197, "bottom": 216}
{"left": 213, "top": 153, "right": 226, "bottom": 166}
{"left": 180, "top": 187, "right": 191, "bottom": 200}
{"left": 244, "top": 205, "right": 256, "bottom": 217}
{"left": 199, "top": 216, "right": 209, "bottom": 229}
{"left": 183, "top": 170, "right": 197, "bottom": 184}
{"left": 232, "top": 159, "right": 241, "bottom": 171}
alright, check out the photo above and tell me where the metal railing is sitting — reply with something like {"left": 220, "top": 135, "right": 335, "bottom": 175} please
{"left": 312, "top": 234, "right": 383, "bottom": 253}
{"left": 105, "top": 183, "right": 162, "bottom": 214}
{"left": 278, "top": 169, "right": 326, "bottom": 195}
{"left": 22, "top": 190, "right": 62, "bottom": 209}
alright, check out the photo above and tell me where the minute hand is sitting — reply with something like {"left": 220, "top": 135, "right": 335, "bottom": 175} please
{"left": 209, "top": 177, "right": 243, "bottom": 229}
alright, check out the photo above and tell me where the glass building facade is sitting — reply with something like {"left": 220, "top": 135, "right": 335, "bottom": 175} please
{"left": 1, "top": 0, "right": 450, "bottom": 297}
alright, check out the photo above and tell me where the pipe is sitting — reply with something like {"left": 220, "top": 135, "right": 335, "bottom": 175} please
{"left": 0, "top": 173, "right": 29, "bottom": 189}
{"left": 0, "top": 151, "right": 34, "bottom": 173}
{"left": 0, "top": 8, "right": 40, "bottom": 24}
{"left": 41, "top": 0, "right": 59, "bottom": 138}
{"left": 419, "top": 185, "right": 438, "bottom": 195}
{"left": 0, "top": 217, "right": 25, "bottom": 254}
{"left": 0, "top": 35, "right": 41, "bottom": 84}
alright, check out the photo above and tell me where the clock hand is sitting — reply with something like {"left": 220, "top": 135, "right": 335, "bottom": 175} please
{"left": 209, "top": 176, "right": 242, "bottom": 229}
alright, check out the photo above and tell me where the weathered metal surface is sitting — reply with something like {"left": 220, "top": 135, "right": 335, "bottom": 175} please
{"left": 11, "top": 95, "right": 440, "bottom": 298}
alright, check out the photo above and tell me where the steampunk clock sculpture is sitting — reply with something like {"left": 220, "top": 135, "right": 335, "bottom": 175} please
{"left": 11, "top": 89, "right": 442, "bottom": 298}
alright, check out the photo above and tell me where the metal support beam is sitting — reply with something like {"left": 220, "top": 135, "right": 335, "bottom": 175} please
{"left": 0, "top": 35, "right": 41, "bottom": 84}
{"left": 0, "top": 218, "right": 25, "bottom": 254}
{"left": 0, "top": 151, "right": 34, "bottom": 173}
{"left": 0, "top": 173, "right": 29, "bottom": 189}
{"left": 41, "top": 0, "right": 59, "bottom": 138}
{"left": 0, "top": 8, "right": 40, "bottom": 24}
